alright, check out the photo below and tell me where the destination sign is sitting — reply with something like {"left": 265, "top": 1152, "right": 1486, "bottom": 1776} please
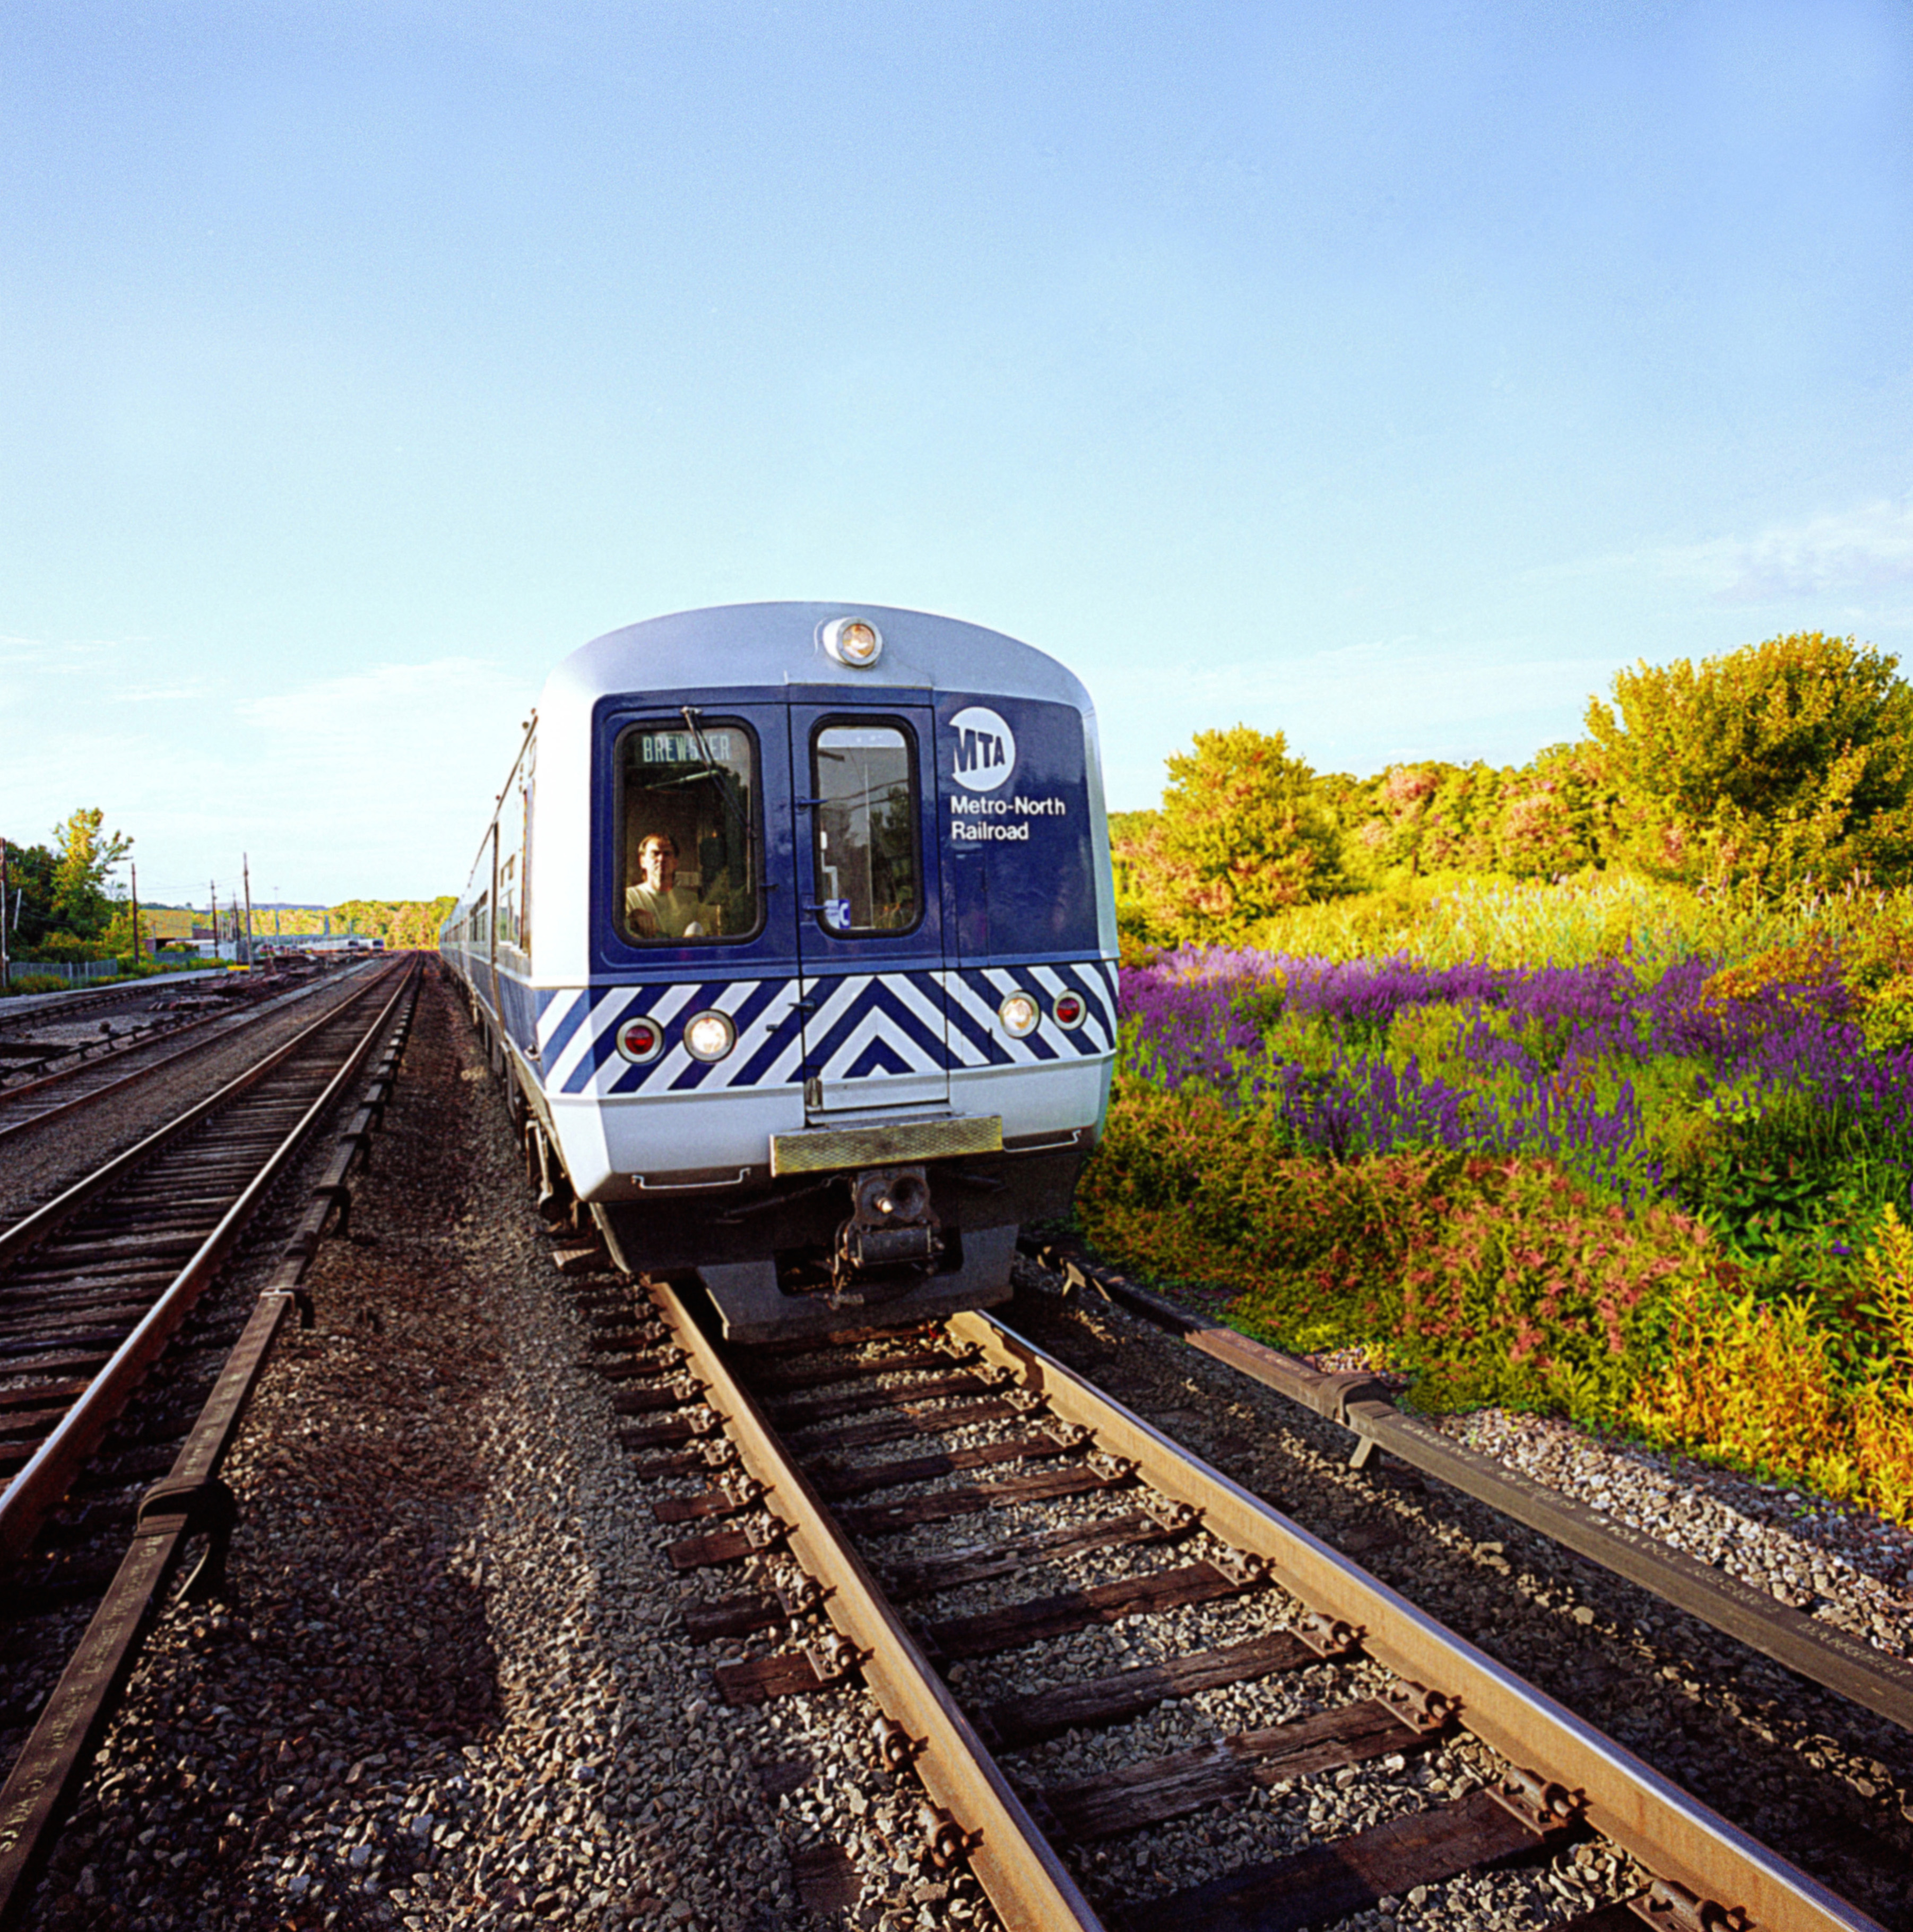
{"left": 638, "top": 731, "right": 735, "bottom": 766}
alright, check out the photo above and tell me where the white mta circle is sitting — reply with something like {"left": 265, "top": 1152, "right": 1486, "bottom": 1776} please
{"left": 949, "top": 706, "right": 1018, "bottom": 793}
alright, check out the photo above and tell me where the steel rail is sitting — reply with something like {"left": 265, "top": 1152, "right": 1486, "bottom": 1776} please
{"left": 1029, "top": 1241, "right": 1913, "bottom": 1739}
{"left": 648, "top": 1280, "right": 1109, "bottom": 1932}
{"left": 0, "top": 958, "right": 416, "bottom": 1568}
{"left": 954, "top": 1310, "right": 1885, "bottom": 1932}
{"left": 0, "top": 972, "right": 345, "bottom": 1149}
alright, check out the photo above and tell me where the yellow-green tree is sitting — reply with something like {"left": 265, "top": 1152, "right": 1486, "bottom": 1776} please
{"left": 1585, "top": 633, "right": 1913, "bottom": 890}
{"left": 1128, "top": 726, "right": 1345, "bottom": 944}
{"left": 49, "top": 809, "right": 132, "bottom": 942}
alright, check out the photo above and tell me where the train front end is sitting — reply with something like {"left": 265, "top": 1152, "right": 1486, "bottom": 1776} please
{"left": 525, "top": 603, "right": 1118, "bottom": 1342}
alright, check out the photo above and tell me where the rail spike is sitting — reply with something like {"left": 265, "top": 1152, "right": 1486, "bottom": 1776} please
{"left": 1297, "top": 1610, "right": 1361, "bottom": 1656}
{"left": 1641, "top": 1878, "right": 1756, "bottom": 1932}
{"left": 1488, "top": 1764, "right": 1584, "bottom": 1834}
{"left": 1209, "top": 1546, "right": 1270, "bottom": 1586}
{"left": 1142, "top": 1497, "right": 1201, "bottom": 1535}
{"left": 774, "top": 1574, "right": 827, "bottom": 1621}
{"left": 802, "top": 1629, "right": 865, "bottom": 1686}
{"left": 1381, "top": 1679, "right": 1454, "bottom": 1730}
{"left": 868, "top": 1717, "right": 921, "bottom": 1774}
{"left": 916, "top": 1803, "right": 977, "bottom": 1873}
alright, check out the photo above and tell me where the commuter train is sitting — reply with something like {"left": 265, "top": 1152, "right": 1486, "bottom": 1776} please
{"left": 439, "top": 602, "right": 1118, "bottom": 1342}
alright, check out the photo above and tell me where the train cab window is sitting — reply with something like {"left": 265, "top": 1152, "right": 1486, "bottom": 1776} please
{"left": 617, "top": 720, "right": 761, "bottom": 945}
{"left": 811, "top": 722, "right": 921, "bottom": 935}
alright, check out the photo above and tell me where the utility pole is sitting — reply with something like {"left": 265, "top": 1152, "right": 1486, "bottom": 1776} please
{"left": 241, "top": 855, "right": 255, "bottom": 969}
{"left": 129, "top": 861, "right": 141, "bottom": 965}
{"left": 1, "top": 837, "right": 9, "bottom": 991}
{"left": 210, "top": 881, "right": 218, "bottom": 965}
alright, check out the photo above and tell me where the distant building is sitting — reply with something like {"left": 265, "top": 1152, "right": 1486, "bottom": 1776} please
{"left": 140, "top": 908, "right": 206, "bottom": 950}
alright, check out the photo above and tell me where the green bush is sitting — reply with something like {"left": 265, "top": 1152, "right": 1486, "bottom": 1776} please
{"left": 1586, "top": 631, "right": 1913, "bottom": 890}
{"left": 1124, "top": 725, "right": 1348, "bottom": 944}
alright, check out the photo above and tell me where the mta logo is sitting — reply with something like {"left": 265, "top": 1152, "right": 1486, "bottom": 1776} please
{"left": 949, "top": 706, "right": 1017, "bottom": 793}
{"left": 956, "top": 727, "right": 1007, "bottom": 775}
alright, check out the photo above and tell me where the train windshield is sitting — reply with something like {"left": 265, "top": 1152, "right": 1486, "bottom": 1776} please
{"left": 617, "top": 720, "right": 761, "bottom": 945}
{"left": 811, "top": 722, "right": 922, "bottom": 934}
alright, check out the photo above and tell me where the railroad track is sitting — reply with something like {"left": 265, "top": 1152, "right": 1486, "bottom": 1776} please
{"left": 0, "top": 965, "right": 341, "bottom": 1147}
{"left": 0, "top": 956, "right": 421, "bottom": 1921}
{"left": 583, "top": 1277, "right": 1886, "bottom": 1932}
{"left": 0, "top": 956, "right": 412, "bottom": 1567}
{"left": 0, "top": 977, "right": 227, "bottom": 1041}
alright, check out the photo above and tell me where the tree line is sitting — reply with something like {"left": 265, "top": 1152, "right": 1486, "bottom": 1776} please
{"left": 2, "top": 811, "right": 456, "bottom": 961}
{"left": 254, "top": 900, "right": 457, "bottom": 948}
{"left": 1118, "top": 630, "right": 1913, "bottom": 945}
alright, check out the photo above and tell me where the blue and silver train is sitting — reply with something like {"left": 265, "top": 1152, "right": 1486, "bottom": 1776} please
{"left": 439, "top": 602, "right": 1118, "bottom": 1342}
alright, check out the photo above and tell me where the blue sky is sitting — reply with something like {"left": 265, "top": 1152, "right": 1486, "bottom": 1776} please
{"left": 4, "top": 0, "right": 1911, "bottom": 906}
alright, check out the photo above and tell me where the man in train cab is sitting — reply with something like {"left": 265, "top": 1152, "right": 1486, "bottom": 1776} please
{"left": 626, "top": 833, "right": 722, "bottom": 939}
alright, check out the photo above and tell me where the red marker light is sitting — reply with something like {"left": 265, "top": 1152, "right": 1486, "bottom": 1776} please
{"left": 1054, "top": 993, "right": 1086, "bottom": 1029}
{"left": 617, "top": 1017, "right": 663, "bottom": 1063}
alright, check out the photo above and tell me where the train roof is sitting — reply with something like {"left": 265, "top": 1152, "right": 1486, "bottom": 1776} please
{"left": 542, "top": 602, "right": 1094, "bottom": 717}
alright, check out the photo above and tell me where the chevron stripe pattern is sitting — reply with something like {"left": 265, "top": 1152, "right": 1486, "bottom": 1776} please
{"left": 532, "top": 958, "right": 1117, "bottom": 1097}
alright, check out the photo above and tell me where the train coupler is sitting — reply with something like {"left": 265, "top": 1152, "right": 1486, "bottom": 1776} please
{"left": 833, "top": 1165, "right": 941, "bottom": 1284}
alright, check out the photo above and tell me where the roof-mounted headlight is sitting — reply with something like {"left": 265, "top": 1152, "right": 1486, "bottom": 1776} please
{"left": 821, "top": 617, "right": 883, "bottom": 669}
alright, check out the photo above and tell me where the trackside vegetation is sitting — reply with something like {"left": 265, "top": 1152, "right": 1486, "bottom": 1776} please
{"left": 1087, "top": 634, "right": 1913, "bottom": 1524}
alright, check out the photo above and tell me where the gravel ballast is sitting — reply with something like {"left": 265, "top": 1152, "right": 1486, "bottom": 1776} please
{"left": 17, "top": 971, "right": 994, "bottom": 1931}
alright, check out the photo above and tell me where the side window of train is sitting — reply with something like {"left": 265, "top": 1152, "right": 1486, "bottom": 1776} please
{"left": 617, "top": 720, "right": 763, "bottom": 945}
{"left": 497, "top": 853, "right": 518, "bottom": 949}
{"left": 810, "top": 721, "right": 922, "bottom": 935}
{"left": 497, "top": 755, "right": 529, "bottom": 958}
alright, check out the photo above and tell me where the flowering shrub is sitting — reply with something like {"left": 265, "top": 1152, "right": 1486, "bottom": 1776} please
{"left": 1628, "top": 1244, "right": 1913, "bottom": 1524}
{"left": 1084, "top": 917, "right": 1913, "bottom": 1522}
{"left": 1078, "top": 1095, "right": 1716, "bottom": 1420}
{"left": 1118, "top": 942, "right": 1913, "bottom": 1227}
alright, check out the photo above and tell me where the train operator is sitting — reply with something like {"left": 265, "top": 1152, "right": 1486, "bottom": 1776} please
{"left": 625, "top": 833, "right": 722, "bottom": 939}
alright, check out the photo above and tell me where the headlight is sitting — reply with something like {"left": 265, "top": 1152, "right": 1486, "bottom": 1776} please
{"left": 616, "top": 1015, "right": 664, "bottom": 1063}
{"left": 998, "top": 991, "right": 1040, "bottom": 1038}
{"left": 1053, "top": 991, "right": 1086, "bottom": 1029}
{"left": 821, "top": 617, "right": 883, "bottom": 668}
{"left": 683, "top": 1010, "right": 737, "bottom": 1062}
